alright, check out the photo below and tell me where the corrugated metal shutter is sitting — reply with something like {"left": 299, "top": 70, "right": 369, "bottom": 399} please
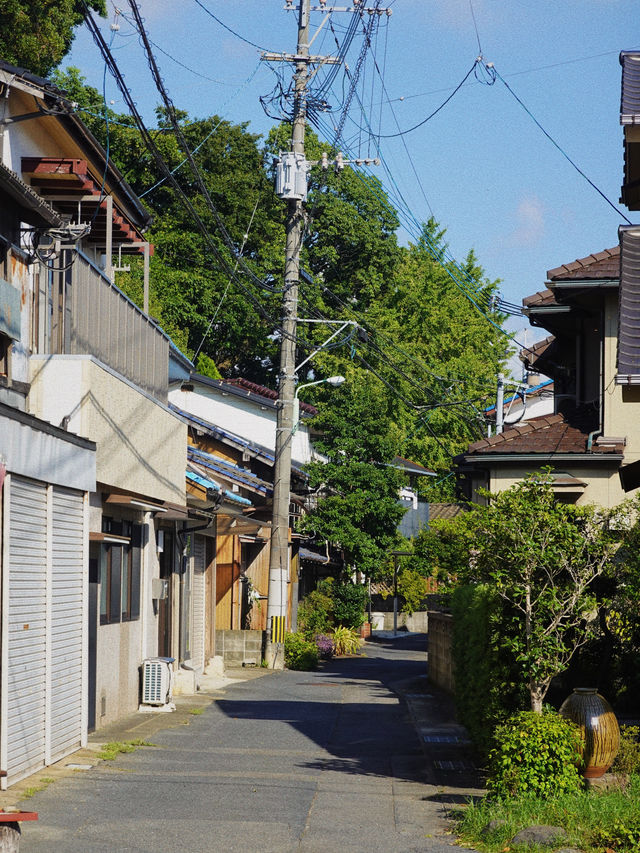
{"left": 618, "top": 226, "right": 640, "bottom": 378}
{"left": 50, "top": 487, "right": 84, "bottom": 762}
{"left": 7, "top": 477, "right": 48, "bottom": 781}
{"left": 191, "top": 536, "right": 206, "bottom": 672}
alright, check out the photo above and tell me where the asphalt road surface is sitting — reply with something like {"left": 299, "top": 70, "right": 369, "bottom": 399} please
{"left": 21, "top": 635, "right": 468, "bottom": 853}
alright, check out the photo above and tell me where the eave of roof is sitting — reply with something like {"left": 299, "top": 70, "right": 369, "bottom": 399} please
{"left": 0, "top": 161, "right": 64, "bottom": 228}
{"left": 0, "top": 58, "right": 150, "bottom": 230}
{"left": 188, "top": 446, "right": 271, "bottom": 497}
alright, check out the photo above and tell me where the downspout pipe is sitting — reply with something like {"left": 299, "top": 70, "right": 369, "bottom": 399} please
{"left": 587, "top": 429, "right": 601, "bottom": 451}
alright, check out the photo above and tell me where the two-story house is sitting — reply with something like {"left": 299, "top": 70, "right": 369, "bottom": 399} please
{"left": 457, "top": 52, "right": 640, "bottom": 508}
{"left": 0, "top": 58, "right": 193, "bottom": 785}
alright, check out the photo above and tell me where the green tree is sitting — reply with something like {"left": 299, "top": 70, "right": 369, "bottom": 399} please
{"left": 299, "top": 371, "right": 404, "bottom": 580}
{"left": 463, "top": 473, "right": 615, "bottom": 713}
{"left": 0, "top": 1, "right": 105, "bottom": 77}
{"left": 53, "top": 70, "right": 512, "bottom": 486}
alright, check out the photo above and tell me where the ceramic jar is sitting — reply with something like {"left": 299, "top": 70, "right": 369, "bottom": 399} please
{"left": 559, "top": 687, "right": 620, "bottom": 778}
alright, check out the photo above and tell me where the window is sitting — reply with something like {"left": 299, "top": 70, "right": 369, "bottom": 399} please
{"left": 99, "top": 518, "right": 143, "bottom": 625}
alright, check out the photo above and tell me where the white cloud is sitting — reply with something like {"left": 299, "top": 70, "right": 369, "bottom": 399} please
{"left": 505, "top": 195, "right": 545, "bottom": 248}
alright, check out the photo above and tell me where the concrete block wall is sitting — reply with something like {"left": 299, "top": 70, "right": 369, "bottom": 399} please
{"left": 215, "top": 630, "right": 266, "bottom": 667}
{"left": 372, "top": 611, "right": 430, "bottom": 633}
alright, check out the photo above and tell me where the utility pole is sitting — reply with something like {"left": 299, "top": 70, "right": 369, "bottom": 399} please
{"left": 264, "top": 1, "right": 390, "bottom": 668}
{"left": 265, "top": 0, "right": 310, "bottom": 668}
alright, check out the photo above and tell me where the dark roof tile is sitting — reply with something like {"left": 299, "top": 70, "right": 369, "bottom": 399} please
{"left": 547, "top": 246, "right": 620, "bottom": 281}
{"left": 465, "top": 407, "right": 617, "bottom": 456}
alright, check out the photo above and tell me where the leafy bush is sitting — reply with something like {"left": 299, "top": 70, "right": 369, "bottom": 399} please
{"left": 611, "top": 725, "right": 640, "bottom": 775}
{"left": 451, "top": 584, "right": 526, "bottom": 756}
{"left": 488, "top": 711, "right": 584, "bottom": 799}
{"left": 297, "top": 579, "right": 335, "bottom": 639}
{"left": 397, "top": 567, "right": 428, "bottom": 615}
{"left": 314, "top": 634, "right": 335, "bottom": 660}
{"left": 332, "top": 582, "right": 368, "bottom": 630}
{"left": 331, "top": 625, "right": 363, "bottom": 656}
{"left": 284, "top": 632, "right": 318, "bottom": 671}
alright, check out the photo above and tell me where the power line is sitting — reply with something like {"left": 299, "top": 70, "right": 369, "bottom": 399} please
{"left": 190, "top": 0, "right": 270, "bottom": 52}
{"left": 376, "top": 59, "right": 479, "bottom": 139}
{"left": 491, "top": 63, "right": 633, "bottom": 226}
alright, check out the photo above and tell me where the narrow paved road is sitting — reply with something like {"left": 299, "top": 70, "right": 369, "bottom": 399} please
{"left": 22, "top": 636, "right": 466, "bottom": 852}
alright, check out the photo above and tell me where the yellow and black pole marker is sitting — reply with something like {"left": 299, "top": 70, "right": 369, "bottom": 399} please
{"left": 271, "top": 615, "right": 286, "bottom": 645}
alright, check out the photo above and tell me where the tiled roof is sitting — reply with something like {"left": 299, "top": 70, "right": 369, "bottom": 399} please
{"left": 520, "top": 334, "right": 555, "bottom": 366}
{"left": 523, "top": 288, "right": 558, "bottom": 308}
{"left": 466, "top": 409, "right": 622, "bottom": 456}
{"left": 620, "top": 52, "right": 640, "bottom": 124}
{"left": 547, "top": 247, "right": 620, "bottom": 281}
{"left": 225, "top": 377, "right": 318, "bottom": 415}
{"left": 428, "top": 503, "right": 466, "bottom": 520}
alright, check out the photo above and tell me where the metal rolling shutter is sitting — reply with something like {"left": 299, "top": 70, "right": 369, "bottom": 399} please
{"left": 50, "top": 487, "right": 84, "bottom": 762}
{"left": 192, "top": 536, "right": 206, "bottom": 672}
{"left": 7, "top": 478, "right": 47, "bottom": 782}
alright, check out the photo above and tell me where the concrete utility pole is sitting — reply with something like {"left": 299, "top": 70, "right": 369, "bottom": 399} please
{"left": 266, "top": 0, "right": 310, "bottom": 668}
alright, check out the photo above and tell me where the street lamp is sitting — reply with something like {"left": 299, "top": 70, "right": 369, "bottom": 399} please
{"left": 293, "top": 375, "right": 345, "bottom": 430}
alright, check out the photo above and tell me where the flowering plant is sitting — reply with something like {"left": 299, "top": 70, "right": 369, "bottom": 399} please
{"left": 314, "top": 634, "right": 335, "bottom": 660}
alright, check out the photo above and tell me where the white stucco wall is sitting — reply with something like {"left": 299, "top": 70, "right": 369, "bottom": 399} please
{"left": 169, "top": 384, "right": 315, "bottom": 466}
{"left": 29, "top": 355, "right": 186, "bottom": 503}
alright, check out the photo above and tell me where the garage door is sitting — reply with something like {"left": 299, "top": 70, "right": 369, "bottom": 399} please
{"left": 2, "top": 476, "right": 86, "bottom": 786}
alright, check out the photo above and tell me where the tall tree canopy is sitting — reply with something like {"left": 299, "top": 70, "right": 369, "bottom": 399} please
{"left": 0, "top": 1, "right": 105, "bottom": 77}
{"left": 53, "top": 68, "right": 511, "bottom": 499}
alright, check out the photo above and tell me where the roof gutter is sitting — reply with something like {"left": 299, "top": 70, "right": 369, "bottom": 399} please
{"left": 463, "top": 453, "right": 623, "bottom": 464}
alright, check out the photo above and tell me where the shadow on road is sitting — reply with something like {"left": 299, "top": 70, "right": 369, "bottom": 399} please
{"left": 213, "top": 634, "right": 448, "bottom": 785}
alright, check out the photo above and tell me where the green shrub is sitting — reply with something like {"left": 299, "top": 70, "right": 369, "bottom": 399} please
{"left": 284, "top": 632, "right": 318, "bottom": 670}
{"left": 611, "top": 724, "right": 640, "bottom": 775}
{"left": 332, "top": 582, "right": 368, "bottom": 630}
{"left": 488, "top": 711, "right": 584, "bottom": 799}
{"left": 297, "top": 579, "right": 335, "bottom": 639}
{"left": 331, "top": 625, "right": 363, "bottom": 656}
{"left": 451, "top": 584, "right": 526, "bottom": 756}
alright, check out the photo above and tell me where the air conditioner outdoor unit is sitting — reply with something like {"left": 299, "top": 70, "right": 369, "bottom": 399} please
{"left": 141, "top": 657, "right": 173, "bottom": 706}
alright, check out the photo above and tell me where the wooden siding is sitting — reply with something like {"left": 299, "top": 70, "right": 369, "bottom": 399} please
{"left": 215, "top": 534, "right": 241, "bottom": 630}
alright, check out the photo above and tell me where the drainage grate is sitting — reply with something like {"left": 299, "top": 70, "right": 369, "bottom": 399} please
{"left": 432, "top": 759, "right": 475, "bottom": 771}
{"left": 422, "top": 734, "right": 471, "bottom": 744}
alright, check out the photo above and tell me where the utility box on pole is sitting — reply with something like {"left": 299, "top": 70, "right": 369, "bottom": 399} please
{"left": 275, "top": 152, "right": 309, "bottom": 201}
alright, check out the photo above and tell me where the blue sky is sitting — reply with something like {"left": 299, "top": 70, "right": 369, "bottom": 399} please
{"left": 65, "top": 1, "right": 639, "bottom": 361}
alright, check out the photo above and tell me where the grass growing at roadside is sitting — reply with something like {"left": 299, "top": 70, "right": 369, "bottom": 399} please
{"left": 96, "top": 739, "right": 155, "bottom": 761}
{"left": 188, "top": 707, "right": 204, "bottom": 715}
{"left": 21, "top": 776, "right": 55, "bottom": 799}
{"left": 455, "top": 774, "right": 640, "bottom": 852}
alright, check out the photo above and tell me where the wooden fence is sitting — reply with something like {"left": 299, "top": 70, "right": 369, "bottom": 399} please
{"left": 427, "top": 611, "right": 454, "bottom": 693}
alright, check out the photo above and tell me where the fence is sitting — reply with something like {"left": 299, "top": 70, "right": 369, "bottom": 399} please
{"left": 427, "top": 611, "right": 454, "bottom": 693}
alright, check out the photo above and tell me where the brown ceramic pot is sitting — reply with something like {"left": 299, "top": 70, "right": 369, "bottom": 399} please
{"left": 559, "top": 687, "right": 620, "bottom": 778}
